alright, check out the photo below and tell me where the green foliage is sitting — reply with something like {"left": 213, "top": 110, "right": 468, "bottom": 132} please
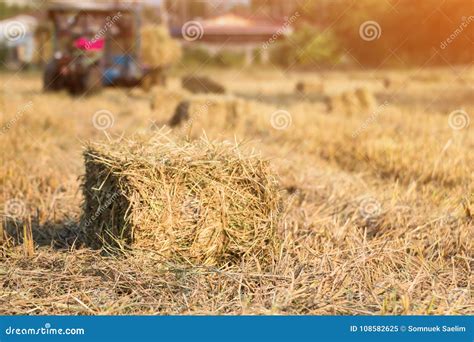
{"left": 270, "top": 24, "right": 341, "bottom": 67}
{"left": 183, "top": 47, "right": 245, "bottom": 68}
{"left": 0, "top": 3, "right": 30, "bottom": 20}
{"left": 214, "top": 51, "right": 245, "bottom": 68}
{"left": 182, "top": 47, "right": 212, "bottom": 66}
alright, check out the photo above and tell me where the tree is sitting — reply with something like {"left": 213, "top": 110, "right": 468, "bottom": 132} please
{"left": 270, "top": 23, "right": 341, "bottom": 68}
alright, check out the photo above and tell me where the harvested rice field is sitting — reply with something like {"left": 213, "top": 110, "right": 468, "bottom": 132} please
{"left": 0, "top": 66, "right": 473, "bottom": 315}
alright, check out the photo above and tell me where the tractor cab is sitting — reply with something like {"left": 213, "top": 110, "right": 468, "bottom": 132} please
{"left": 44, "top": 2, "right": 147, "bottom": 95}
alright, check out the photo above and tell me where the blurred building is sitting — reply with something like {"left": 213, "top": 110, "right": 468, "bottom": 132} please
{"left": 167, "top": 0, "right": 251, "bottom": 25}
{"left": 165, "top": 0, "right": 297, "bottom": 24}
{"left": 163, "top": 0, "right": 297, "bottom": 66}
{"left": 0, "top": 15, "right": 38, "bottom": 68}
{"left": 172, "top": 12, "right": 290, "bottom": 65}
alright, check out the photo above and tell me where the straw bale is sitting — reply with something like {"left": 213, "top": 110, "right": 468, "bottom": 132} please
{"left": 324, "top": 94, "right": 340, "bottom": 113}
{"left": 295, "top": 80, "right": 325, "bottom": 95}
{"left": 168, "top": 94, "right": 251, "bottom": 132}
{"left": 151, "top": 87, "right": 189, "bottom": 118}
{"left": 82, "top": 135, "right": 282, "bottom": 267}
{"left": 141, "top": 25, "right": 182, "bottom": 67}
{"left": 182, "top": 75, "right": 226, "bottom": 94}
{"left": 354, "top": 87, "right": 377, "bottom": 111}
{"left": 326, "top": 88, "right": 376, "bottom": 114}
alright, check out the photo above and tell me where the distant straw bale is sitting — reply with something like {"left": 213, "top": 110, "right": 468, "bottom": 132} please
{"left": 168, "top": 94, "right": 251, "bottom": 132}
{"left": 140, "top": 25, "right": 182, "bottom": 67}
{"left": 128, "top": 87, "right": 148, "bottom": 99}
{"left": 151, "top": 87, "right": 189, "bottom": 118}
{"left": 326, "top": 88, "right": 377, "bottom": 114}
{"left": 140, "top": 25, "right": 182, "bottom": 90}
{"left": 295, "top": 80, "right": 325, "bottom": 95}
{"left": 82, "top": 135, "right": 282, "bottom": 267}
{"left": 354, "top": 87, "right": 377, "bottom": 111}
{"left": 341, "top": 91, "right": 360, "bottom": 115}
{"left": 324, "top": 94, "right": 342, "bottom": 113}
{"left": 381, "top": 76, "right": 407, "bottom": 91}
{"left": 33, "top": 37, "right": 52, "bottom": 66}
{"left": 169, "top": 100, "right": 190, "bottom": 126}
{"left": 182, "top": 75, "right": 226, "bottom": 94}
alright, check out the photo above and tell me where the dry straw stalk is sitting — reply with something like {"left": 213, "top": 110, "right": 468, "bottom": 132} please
{"left": 82, "top": 134, "right": 282, "bottom": 268}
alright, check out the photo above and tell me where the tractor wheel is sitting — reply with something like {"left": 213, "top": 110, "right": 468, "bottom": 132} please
{"left": 43, "top": 60, "right": 62, "bottom": 91}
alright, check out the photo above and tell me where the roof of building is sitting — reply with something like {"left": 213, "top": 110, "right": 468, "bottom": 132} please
{"left": 46, "top": 1, "right": 137, "bottom": 13}
{"left": 200, "top": 13, "right": 285, "bottom": 36}
{"left": 171, "top": 13, "right": 290, "bottom": 43}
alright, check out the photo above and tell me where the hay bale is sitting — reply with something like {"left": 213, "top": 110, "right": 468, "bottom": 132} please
{"left": 33, "top": 25, "right": 52, "bottom": 66}
{"left": 381, "top": 76, "right": 407, "bottom": 91}
{"left": 140, "top": 25, "right": 182, "bottom": 90}
{"left": 326, "top": 88, "right": 376, "bottom": 114}
{"left": 128, "top": 87, "right": 148, "bottom": 99}
{"left": 182, "top": 75, "right": 226, "bottom": 94}
{"left": 169, "top": 94, "right": 246, "bottom": 132}
{"left": 82, "top": 136, "right": 282, "bottom": 267}
{"left": 169, "top": 100, "right": 190, "bottom": 126}
{"left": 140, "top": 25, "right": 181, "bottom": 67}
{"left": 151, "top": 87, "right": 189, "bottom": 119}
{"left": 324, "top": 94, "right": 342, "bottom": 113}
{"left": 341, "top": 91, "right": 360, "bottom": 115}
{"left": 354, "top": 87, "right": 377, "bottom": 111}
{"left": 142, "top": 68, "right": 168, "bottom": 91}
{"left": 295, "top": 80, "right": 325, "bottom": 95}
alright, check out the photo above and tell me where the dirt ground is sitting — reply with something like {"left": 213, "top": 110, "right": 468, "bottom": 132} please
{"left": 0, "top": 66, "right": 472, "bottom": 315}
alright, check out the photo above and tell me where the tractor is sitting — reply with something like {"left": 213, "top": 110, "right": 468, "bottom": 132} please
{"left": 43, "top": 2, "right": 148, "bottom": 95}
